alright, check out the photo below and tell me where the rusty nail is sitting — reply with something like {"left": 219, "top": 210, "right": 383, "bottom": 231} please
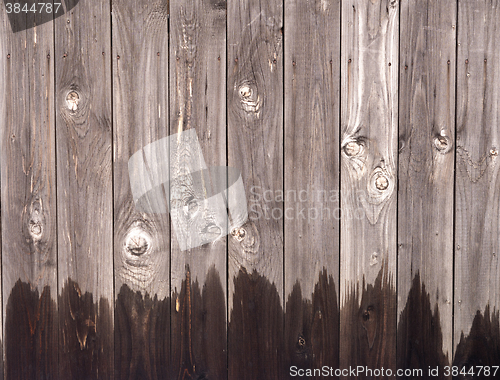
{"left": 484, "top": 58, "right": 487, "bottom": 63}
{"left": 465, "top": 59, "right": 469, "bottom": 64}
{"left": 404, "top": 65, "right": 408, "bottom": 70}
{"left": 292, "top": 61, "right": 296, "bottom": 66}
{"left": 273, "top": 59, "right": 277, "bottom": 64}
{"left": 117, "top": 55, "right": 120, "bottom": 59}
{"left": 348, "top": 58, "right": 352, "bottom": 63}
{"left": 63, "top": 53, "right": 67, "bottom": 58}
{"left": 102, "top": 52, "right": 105, "bottom": 56}
{"left": 218, "top": 56, "right": 221, "bottom": 61}
{"left": 157, "top": 52, "right": 160, "bottom": 56}
{"left": 235, "top": 57, "right": 238, "bottom": 63}
{"left": 388, "top": 62, "right": 391, "bottom": 66}
{"left": 7, "top": 54, "right": 11, "bottom": 59}
{"left": 447, "top": 60, "right": 450, "bottom": 65}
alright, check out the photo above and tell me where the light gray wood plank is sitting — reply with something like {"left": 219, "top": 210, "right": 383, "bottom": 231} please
{"left": 0, "top": 5, "right": 57, "bottom": 378}
{"left": 55, "top": 1, "right": 113, "bottom": 377}
{"left": 283, "top": 0, "right": 340, "bottom": 371}
{"left": 454, "top": 0, "right": 500, "bottom": 356}
{"left": 398, "top": 0, "right": 456, "bottom": 363}
{"left": 168, "top": 0, "right": 227, "bottom": 377}
{"left": 339, "top": 0, "right": 399, "bottom": 370}
{"left": 111, "top": 0, "right": 170, "bottom": 378}
{"left": 227, "top": 0, "right": 284, "bottom": 377}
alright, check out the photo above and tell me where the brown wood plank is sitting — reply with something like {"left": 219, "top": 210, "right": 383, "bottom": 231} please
{"left": 227, "top": 0, "right": 284, "bottom": 378}
{"left": 111, "top": 0, "right": 171, "bottom": 378}
{"left": 54, "top": 1, "right": 113, "bottom": 378}
{"left": 168, "top": 0, "right": 227, "bottom": 378}
{"left": 0, "top": 3, "right": 57, "bottom": 379}
{"left": 454, "top": 0, "right": 500, "bottom": 367}
{"left": 283, "top": 0, "right": 340, "bottom": 376}
{"left": 397, "top": 0, "right": 456, "bottom": 371}
{"left": 339, "top": 0, "right": 399, "bottom": 374}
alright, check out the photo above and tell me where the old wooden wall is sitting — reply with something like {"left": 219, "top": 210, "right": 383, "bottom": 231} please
{"left": 0, "top": 0, "right": 499, "bottom": 379}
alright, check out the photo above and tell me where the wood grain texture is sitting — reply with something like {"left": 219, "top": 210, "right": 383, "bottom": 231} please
{"left": 398, "top": 0, "right": 456, "bottom": 365}
{"left": 227, "top": 0, "right": 284, "bottom": 377}
{"left": 55, "top": 0, "right": 113, "bottom": 377}
{"left": 340, "top": 0, "right": 399, "bottom": 372}
{"left": 0, "top": 3, "right": 57, "bottom": 377}
{"left": 283, "top": 0, "right": 340, "bottom": 374}
{"left": 168, "top": 0, "right": 227, "bottom": 377}
{"left": 111, "top": 0, "right": 170, "bottom": 378}
{"left": 454, "top": 0, "right": 500, "bottom": 357}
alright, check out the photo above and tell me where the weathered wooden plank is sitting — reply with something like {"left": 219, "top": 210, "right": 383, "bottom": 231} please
{"left": 227, "top": 0, "right": 284, "bottom": 378}
{"left": 397, "top": 0, "right": 456, "bottom": 370}
{"left": 0, "top": 4, "right": 57, "bottom": 378}
{"left": 111, "top": 0, "right": 171, "bottom": 378}
{"left": 339, "top": 0, "right": 398, "bottom": 373}
{"left": 454, "top": 0, "right": 500, "bottom": 366}
{"left": 168, "top": 0, "right": 228, "bottom": 378}
{"left": 283, "top": 0, "right": 340, "bottom": 375}
{"left": 54, "top": 1, "right": 113, "bottom": 377}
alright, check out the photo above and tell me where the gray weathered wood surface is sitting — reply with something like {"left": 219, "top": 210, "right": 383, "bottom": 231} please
{"left": 340, "top": 0, "right": 399, "bottom": 371}
{"left": 0, "top": 0, "right": 499, "bottom": 378}
{"left": 398, "top": 0, "right": 456, "bottom": 362}
{"left": 455, "top": 0, "right": 500, "bottom": 357}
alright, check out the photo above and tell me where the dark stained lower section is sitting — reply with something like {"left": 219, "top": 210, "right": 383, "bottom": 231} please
{"left": 59, "top": 279, "right": 113, "bottom": 379}
{"left": 2, "top": 271, "right": 500, "bottom": 379}
{"left": 397, "top": 273, "right": 449, "bottom": 379}
{"left": 171, "top": 266, "right": 227, "bottom": 380}
{"left": 228, "top": 268, "right": 285, "bottom": 380}
{"left": 453, "top": 306, "right": 500, "bottom": 378}
{"left": 340, "top": 266, "right": 397, "bottom": 376}
{"left": 114, "top": 284, "right": 170, "bottom": 380}
{"left": 5, "top": 280, "right": 58, "bottom": 380}
{"left": 284, "top": 269, "right": 339, "bottom": 380}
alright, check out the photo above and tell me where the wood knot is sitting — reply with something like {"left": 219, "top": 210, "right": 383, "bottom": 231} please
{"left": 231, "top": 227, "right": 246, "bottom": 241}
{"left": 362, "top": 305, "right": 374, "bottom": 321}
{"left": 344, "top": 141, "right": 362, "bottom": 157}
{"left": 374, "top": 174, "right": 389, "bottom": 191}
{"left": 27, "top": 199, "right": 44, "bottom": 242}
{"left": 433, "top": 133, "right": 452, "bottom": 154}
{"left": 125, "top": 228, "right": 151, "bottom": 256}
{"left": 238, "top": 84, "right": 260, "bottom": 114}
{"left": 66, "top": 91, "right": 80, "bottom": 111}
{"left": 297, "top": 335, "right": 306, "bottom": 348}
{"left": 29, "top": 221, "right": 43, "bottom": 238}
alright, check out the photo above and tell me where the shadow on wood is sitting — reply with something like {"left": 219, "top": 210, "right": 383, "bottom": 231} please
{"left": 59, "top": 279, "right": 113, "bottom": 379}
{"left": 115, "top": 284, "right": 170, "bottom": 380}
{"left": 5, "top": 280, "right": 57, "bottom": 379}
{"left": 171, "top": 266, "right": 227, "bottom": 380}
{"left": 453, "top": 306, "right": 500, "bottom": 377}
{"left": 397, "top": 273, "right": 449, "bottom": 379}
{"left": 284, "top": 269, "right": 339, "bottom": 380}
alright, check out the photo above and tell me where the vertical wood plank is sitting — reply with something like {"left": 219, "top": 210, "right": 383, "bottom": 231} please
{"left": 340, "top": 0, "right": 399, "bottom": 373}
{"left": 168, "top": 0, "right": 227, "bottom": 378}
{"left": 227, "top": 0, "right": 284, "bottom": 378}
{"left": 283, "top": 0, "right": 340, "bottom": 374}
{"left": 397, "top": 0, "right": 456, "bottom": 369}
{"left": 55, "top": 1, "right": 113, "bottom": 378}
{"left": 0, "top": 4, "right": 57, "bottom": 378}
{"left": 111, "top": 0, "right": 171, "bottom": 378}
{"left": 454, "top": 0, "right": 500, "bottom": 365}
